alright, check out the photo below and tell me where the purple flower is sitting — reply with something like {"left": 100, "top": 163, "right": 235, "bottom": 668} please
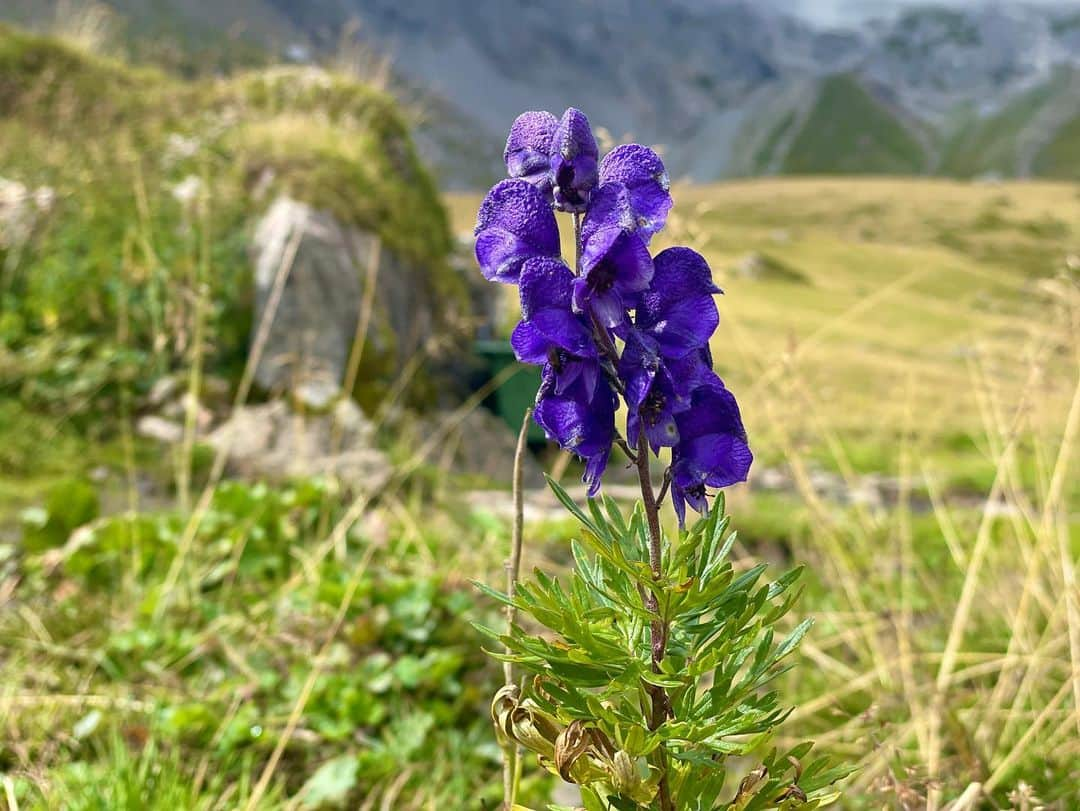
{"left": 475, "top": 179, "right": 561, "bottom": 284}
{"left": 581, "top": 181, "right": 638, "bottom": 236}
{"left": 550, "top": 108, "right": 599, "bottom": 213}
{"left": 574, "top": 224, "right": 653, "bottom": 328}
{"left": 534, "top": 365, "right": 616, "bottom": 496}
{"left": 511, "top": 258, "right": 600, "bottom": 399}
{"left": 635, "top": 247, "right": 721, "bottom": 358}
{"left": 620, "top": 335, "right": 714, "bottom": 451}
{"left": 599, "top": 144, "right": 672, "bottom": 241}
{"left": 670, "top": 383, "right": 752, "bottom": 526}
{"left": 475, "top": 106, "right": 750, "bottom": 513}
{"left": 618, "top": 247, "right": 719, "bottom": 451}
{"left": 504, "top": 110, "right": 559, "bottom": 196}
{"left": 620, "top": 334, "right": 682, "bottom": 450}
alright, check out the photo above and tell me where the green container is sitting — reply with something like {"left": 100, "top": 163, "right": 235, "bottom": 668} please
{"left": 474, "top": 340, "right": 545, "bottom": 443}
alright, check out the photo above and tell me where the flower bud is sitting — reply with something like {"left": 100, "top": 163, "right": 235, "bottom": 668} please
{"left": 733, "top": 765, "right": 769, "bottom": 809}
{"left": 490, "top": 684, "right": 519, "bottom": 742}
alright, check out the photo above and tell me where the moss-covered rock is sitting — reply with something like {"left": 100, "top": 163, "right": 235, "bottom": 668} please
{"left": 0, "top": 25, "right": 467, "bottom": 417}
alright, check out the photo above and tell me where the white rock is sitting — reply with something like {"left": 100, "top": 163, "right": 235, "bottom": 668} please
{"left": 206, "top": 400, "right": 388, "bottom": 492}
{"left": 136, "top": 415, "right": 184, "bottom": 444}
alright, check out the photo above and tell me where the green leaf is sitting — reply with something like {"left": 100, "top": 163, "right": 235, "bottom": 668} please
{"left": 471, "top": 580, "right": 514, "bottom": 607}
{"left": 297, "top": 754, "right": 358, "bottom": 809}
{"left": 767, "top": 565, "right": 804, "bottom": 599}
{"left": 587, "top": 498, "right": 616, "bottom": 543}
{"left": 640, "top": 669, "right": 685, "bottom": 688}
{"left": 602, "top": 494, "right": 629, "bottom": 535}
{"left": 775, "top": 618, "right": 814, "bottom": 661}
{"left": 546, "top": 475, "right": 602, "bottom": 536}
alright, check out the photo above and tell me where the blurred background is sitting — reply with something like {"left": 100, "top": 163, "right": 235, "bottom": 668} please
{"left": 0, "top": 1, "right": 1077, "bottom": 808}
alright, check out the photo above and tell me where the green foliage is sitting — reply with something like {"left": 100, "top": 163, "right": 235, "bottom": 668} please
{"left": 781, "top": 75, "right": 926, "bottom": 175}
{"left": 2, "top": 478, "right": 550, "bottom": 809}
{"left": 480, "top": 483, "right": 848, "bottom": 809}
{"left": 19, "top": 476, "right": 99, "bottom": 552}
{"left": 12, "top": 733, "right": 280, "bottom": 811}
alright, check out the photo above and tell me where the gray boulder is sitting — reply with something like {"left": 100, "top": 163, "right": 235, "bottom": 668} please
{"left": 250, "top": 196, "right": 448, "bottom": 409}
{"left": 206, "top": 399, "right": 391, "bottom": 492}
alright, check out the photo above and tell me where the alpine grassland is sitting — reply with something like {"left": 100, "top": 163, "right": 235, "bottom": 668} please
{"left": 0, "top": 7, "right": 1078, "bottom": 808}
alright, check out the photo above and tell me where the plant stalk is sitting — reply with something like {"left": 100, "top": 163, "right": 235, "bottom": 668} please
{"left": 502, "top": 406, "right": 532, "bottom": 810}
{"left": 576, "top": 209, "right": 673, "bottom": 809}
{"left": 636, "top": 430, "right": 674, "bottom": 811}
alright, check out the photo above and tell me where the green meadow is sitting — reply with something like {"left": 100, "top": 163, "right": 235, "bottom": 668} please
{"left": 1, "top": 18, "right": 1079, "bottom": 810}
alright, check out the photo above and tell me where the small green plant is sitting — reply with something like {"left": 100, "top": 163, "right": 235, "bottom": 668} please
{"left": 483, "top": 487, "right": 846, "bottom": 809}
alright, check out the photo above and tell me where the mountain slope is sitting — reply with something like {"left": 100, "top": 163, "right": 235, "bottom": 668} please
{"left": 779, "top": 74, "right": 927, "bottom": 175}
{"left": 1034, "top": 109, "right": 1080, "bottom": 180}
{"left": 4, "top": 1, "right": 1080, "bottom": 184}
{"left": 938, "top": 67, "right": 1080, "bottom": 178}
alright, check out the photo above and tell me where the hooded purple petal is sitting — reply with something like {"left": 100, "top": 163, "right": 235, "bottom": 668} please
{"left": 636, "top": 247, "right": 721, "bottom": 358}
{"left": 666, "top": 349, "right": 718, "bottom": 400}
{"left": 550, "top": 108, "right": 599, "bottom": 213}
{"left": 519, "top": 257, "right": 597, "bottom": 359}
{"left": 534, "top": 368, "right": 615, "bottom": 496}
{"left": 670, "top": 383, "right": 752, "bottom": 525}
{"left": 510, "top": 320, "right": 549, "bottom": 364}
{"left": 620, "top": 332, "right": 686, "bottom": 452}
{"left": 599, "top": 144, "right": 672, "bottom": 241}
{"left": 475, "top": 179, "right": 560, "bottom": 283}
{"left": 577, "top": 226, "right": 654, "bottom": 327}
{"left": 504, "top": 110, "right": 558, "bottom": 194}
{"left": 519, "top": 256, "right": 573, "bottom": 318}
{"left": 581, "top": 182, "right": 637, "bottom": 245}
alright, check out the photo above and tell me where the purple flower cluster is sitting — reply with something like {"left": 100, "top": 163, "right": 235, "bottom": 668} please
{"left": 476, "top": 108, "right": 751, "bottom": 524}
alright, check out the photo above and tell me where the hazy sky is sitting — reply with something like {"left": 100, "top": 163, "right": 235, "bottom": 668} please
{"left": 785, "top": 0, "right": 1080, "bottom": 26}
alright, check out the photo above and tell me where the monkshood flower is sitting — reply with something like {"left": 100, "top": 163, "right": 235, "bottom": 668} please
{"left": 511, "top": 257, "right": 600, "bottom": 399}
{"left": 635, "top": 247, "right": 721, "bottom": 358}
{"left": 619, "top": 247, "right": 720, "bottom": 451}
{"left": 598, "top": 144, "right": 672, "bottom": 241}
{"left": 504, "top": 110, "right": 559, "bottom": 196}
{"left": 477, "top": 105, "right": 751, "bottom": 503}
{"left": 476, "top": 109, "right": 839, "bottom": 811}
{"left": 534, "top": 364, "right": 616, "bottom": 496}
{"left": 474, "top": 179, "right": 560, "bottom": 283}
{"left": 670, "top": 383, "right": 753, "bottom": 526}
{"left": 620, "top": 335, "right": 713, "bottom": 452}
{"left": 550, "top": 108, "right": 599, "bottom": 212}
{"left": 576, "top": 222, "right": 653, "bottom": 328}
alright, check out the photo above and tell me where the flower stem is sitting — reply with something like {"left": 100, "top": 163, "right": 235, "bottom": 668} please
{"left": 502, "top": 406, "right": 532, "bottom": 811}
{"left": 573, "top": 212, "right": 582, "bottom": 275}
{"left": 635, "top": 429, "right": 674, "bottom": 811}
{"left": 575, "top": 208, "right": 673, "bottom": 809}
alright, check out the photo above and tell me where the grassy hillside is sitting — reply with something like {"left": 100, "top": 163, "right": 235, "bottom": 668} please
{"left": 939, "top": 67, "right": 1080, "bottom": 178}
{"left": 1034, "top": 110, "right": 1080, "bottom": 180}
{"left": 2, "top": 174, "right": 1073, "bottom": 808}
{"left": 780, "top": 75, "right": 928, "bottom": 175}
{"left": 0, "top": 25, "right": 534, "bottom": 811}
{"left": 1, "top": 18, "right": 1079, "bottom": 810}
{"left": 448, "top": 177, "right": 1080, "bottom": 803}
{"left": 0, "top": 24, "right": 463, "bottom": 506}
